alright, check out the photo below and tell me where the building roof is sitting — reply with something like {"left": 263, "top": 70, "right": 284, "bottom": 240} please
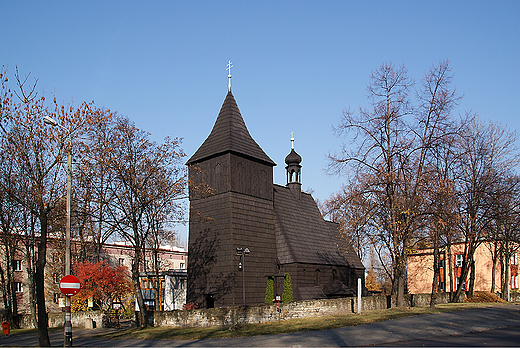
{"left": 273, "top": 184, "right": 364, "bottom": 269}
{"left": 187, "top": 91, "right": 276, "bottom": 166}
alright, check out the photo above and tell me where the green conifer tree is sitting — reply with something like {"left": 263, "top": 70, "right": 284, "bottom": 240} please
{"left": 282, "top": 273, "right": 293, "bottom": 303}
{"left": 265, "top": 277, "right": 274, "bottom": 304}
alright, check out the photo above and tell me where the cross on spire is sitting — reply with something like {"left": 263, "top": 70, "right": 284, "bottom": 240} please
{"left": 227, "top": 60, "right": 233, "bottom": 92}
{"left": 291, "top": 131, "right": 295, "bottom": 149}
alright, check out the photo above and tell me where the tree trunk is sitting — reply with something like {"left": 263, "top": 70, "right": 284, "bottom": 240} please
{"left": 500, "top": 250, "right": 505, "bottom": 299}
{"left": 36, "top": 215, "right": 50, "bottom": 347}
{"left": 452, "top": 243, "right": 474, "bottom": 303}
{"left": 504, "top": 252, "right": 511, "bottom": 302}
{"left": 132, "top": 248, "right": 148, "bottom": 327}
{"left": 0, "top": 263, "right": 13, "bottom": 326}
{"left": 8, "top": 244, "right": 18, "bottom": 327}
{"left": 430, "top": 233, "right": 440, "bottom": 308}
{"left": 468, "top": 256, "right": 476, "bottom": 298}
{"left": 1, "top": 242, "right": 14, "bottom": 326}
{"left": 490, "top": 243, "right": 498, "bottom": 293}
{"left": 153, "top": 249, "right": 161, "bottom": 311}
{"left": 393, "top": 253, "right": 406, "bottom": 307}
{"left": 447, "top": 241, "right": 454, "bottom": 301}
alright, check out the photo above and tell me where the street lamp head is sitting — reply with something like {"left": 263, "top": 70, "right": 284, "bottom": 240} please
{"left": 236, "top": 247, "right": 243, "bottom": 256}
{"left": 43, "top": 116, "right": 58, "bottom": 126}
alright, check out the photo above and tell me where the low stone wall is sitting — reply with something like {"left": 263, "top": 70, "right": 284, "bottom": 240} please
{"left": 11, "top": 292, "right": 518, "bottom": 329}
{"left": 155, "top": 291, "right": 511, "bottom": 328}
{"left": 154, "top": 294, "right": 451, "bottom": 328}
{"left": 16, "top": 311, "right": 104, "bottom": 329}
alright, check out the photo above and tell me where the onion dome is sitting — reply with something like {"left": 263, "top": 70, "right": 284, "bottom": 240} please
{"left": 285, "top": 148, "right": 302, "bottom": 165}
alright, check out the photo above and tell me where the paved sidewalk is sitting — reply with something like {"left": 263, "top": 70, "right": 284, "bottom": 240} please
{"left": 1, "top": 304, "right": 519, "bottom": 347}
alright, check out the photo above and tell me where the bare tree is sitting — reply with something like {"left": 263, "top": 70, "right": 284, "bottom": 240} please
{"left": 0, "top": 67, "right": 110, "bottom": 345}
{"left": 328, "top": 61, "right": 459, "bottom": 306}
{"left": 74, "top": 116, "right": 118, "bottom": 262}
{"left": 488, "top": 175, "right": 520, "bottom": 300}
{"left": 451, "top": 116, "right": 519, "bottom": 302}
{"left": 105, "top": 116, "right": 186, "bottom": 327}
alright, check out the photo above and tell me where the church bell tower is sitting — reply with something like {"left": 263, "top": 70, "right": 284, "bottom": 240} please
{"left": 285, "top": 134, "right": 302, "bottom": 199}
{"left": 186, "top": 64, "right": 278, "bottom": 308}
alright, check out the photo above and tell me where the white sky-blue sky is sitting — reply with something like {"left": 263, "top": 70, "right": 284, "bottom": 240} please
{"left": 3, "top": 1, "right": 520, "bottom": 246}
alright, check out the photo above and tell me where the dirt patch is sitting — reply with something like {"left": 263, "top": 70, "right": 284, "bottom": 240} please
{"left": 463, "top": 291, "right": 506, "bottom": 303}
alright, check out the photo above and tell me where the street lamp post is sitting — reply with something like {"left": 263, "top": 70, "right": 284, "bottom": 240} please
{"left": 44, "top": 115, "right": 72, "bottom": 347}
{"left": 236, "top": 247, "right": 250, "bottom": 306}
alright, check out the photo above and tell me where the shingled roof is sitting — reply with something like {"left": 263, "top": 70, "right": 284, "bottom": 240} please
{"left": 273, "top": 184, "right": 364, "bottom": 269}
{"left": 187, "top": 91, "right": 275, "bottom": 166}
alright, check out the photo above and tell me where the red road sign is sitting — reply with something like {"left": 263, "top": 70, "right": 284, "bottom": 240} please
{"left": 59, "top": 275, "right": 81, "bottom": 296}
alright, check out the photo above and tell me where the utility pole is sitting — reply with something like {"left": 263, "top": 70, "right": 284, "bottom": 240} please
{"left": 44, "top": 115, "right": 73, "bottom": 347}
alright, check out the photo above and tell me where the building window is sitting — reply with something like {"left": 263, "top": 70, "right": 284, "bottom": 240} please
{"left": 14, "top": 260, "right": 22, "bottom": 271}
{"left": 118, "top": 258, "right": 124, "bottom": 266}
{"left": 179, "top": 263, "right": 185, "bottom": 269}
{"left": 455, "top": 254, "right": 464, "bottom": 268}
{"left": 54, "top": 273, "right": 61, "bottom": 284}
{"left": 314, "top": 269, "right": 320, "bottom": 286}
{"left": 439, "top": 259, "right": 445, "bottom": 269}
{"left": 53, "top": 292, "right": 60, "bottom": 304}
{"left": 439, "top": 281, "right": 445, "bottom": 291}
{"left": 511, "top": 253, "right": 518, "bottom": 266}
{"left": 175, "top": 279, "right": 186, "bottom": 290}
{"left": 15, "top": 282, "right": 23, "bottom": 293}
{"left": 512, "top": 275, "right": 518, "bottom": 290}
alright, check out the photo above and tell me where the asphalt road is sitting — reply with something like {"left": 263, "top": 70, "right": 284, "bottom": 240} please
{"left": 1, "top": 303, "right": 519, "bottom": 347}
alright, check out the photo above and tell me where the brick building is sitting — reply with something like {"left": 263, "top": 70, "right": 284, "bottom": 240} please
{"left": 0, "top": 239, "right": 187, "bottom": 316}
{"left": 186, "top": 88, "right": 365, "bottom": 308}
{"left": 408, "top": 242, "right": 519, "bottom": 295}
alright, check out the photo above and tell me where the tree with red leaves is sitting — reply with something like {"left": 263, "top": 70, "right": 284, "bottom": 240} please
{"left": 74, "top": 260, "right": 132, "bottom": 310}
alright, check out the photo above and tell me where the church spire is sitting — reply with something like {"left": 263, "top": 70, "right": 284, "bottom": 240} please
{"left": 186, "top": 86, "right": 275, "bottom": 167}
{"left": 227, "top": 60, "right": 233, "bottom": 92}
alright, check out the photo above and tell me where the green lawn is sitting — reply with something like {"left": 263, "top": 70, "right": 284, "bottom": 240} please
{"left": 95, "top": 302, "right": 509, "bottom": 341}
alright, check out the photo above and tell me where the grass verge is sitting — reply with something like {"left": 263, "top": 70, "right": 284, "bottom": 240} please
{"left": 95, "top": 302, "right": 512, "bottom": 341}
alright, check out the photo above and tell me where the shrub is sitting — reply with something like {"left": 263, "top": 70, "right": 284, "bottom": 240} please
{"left": 265, "top": 277, "right": 274, "bottom": 304}
{"left": 183, "top": 302, "right": 199, "bottom": 310}
{"left": 282, "top": 273, "right": 293, "bottom": 303}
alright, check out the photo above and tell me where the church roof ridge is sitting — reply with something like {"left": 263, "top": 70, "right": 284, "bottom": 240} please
{"left": 187, "top": 91, "right": 276, "bottom": 166}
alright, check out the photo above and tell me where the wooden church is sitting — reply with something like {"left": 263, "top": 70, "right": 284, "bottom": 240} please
{"left": 186, "top": 75, "right": 365, "bottom": 308}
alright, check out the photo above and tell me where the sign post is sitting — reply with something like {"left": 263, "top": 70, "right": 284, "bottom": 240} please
{"left": 276, "top": 295, "right": 281, "bottom": 323}
{"left": 59, "top": 275, "right": 81, "bottom": 346}
{"left": 59, "top": 275, "right": 81, "bottom": 296}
